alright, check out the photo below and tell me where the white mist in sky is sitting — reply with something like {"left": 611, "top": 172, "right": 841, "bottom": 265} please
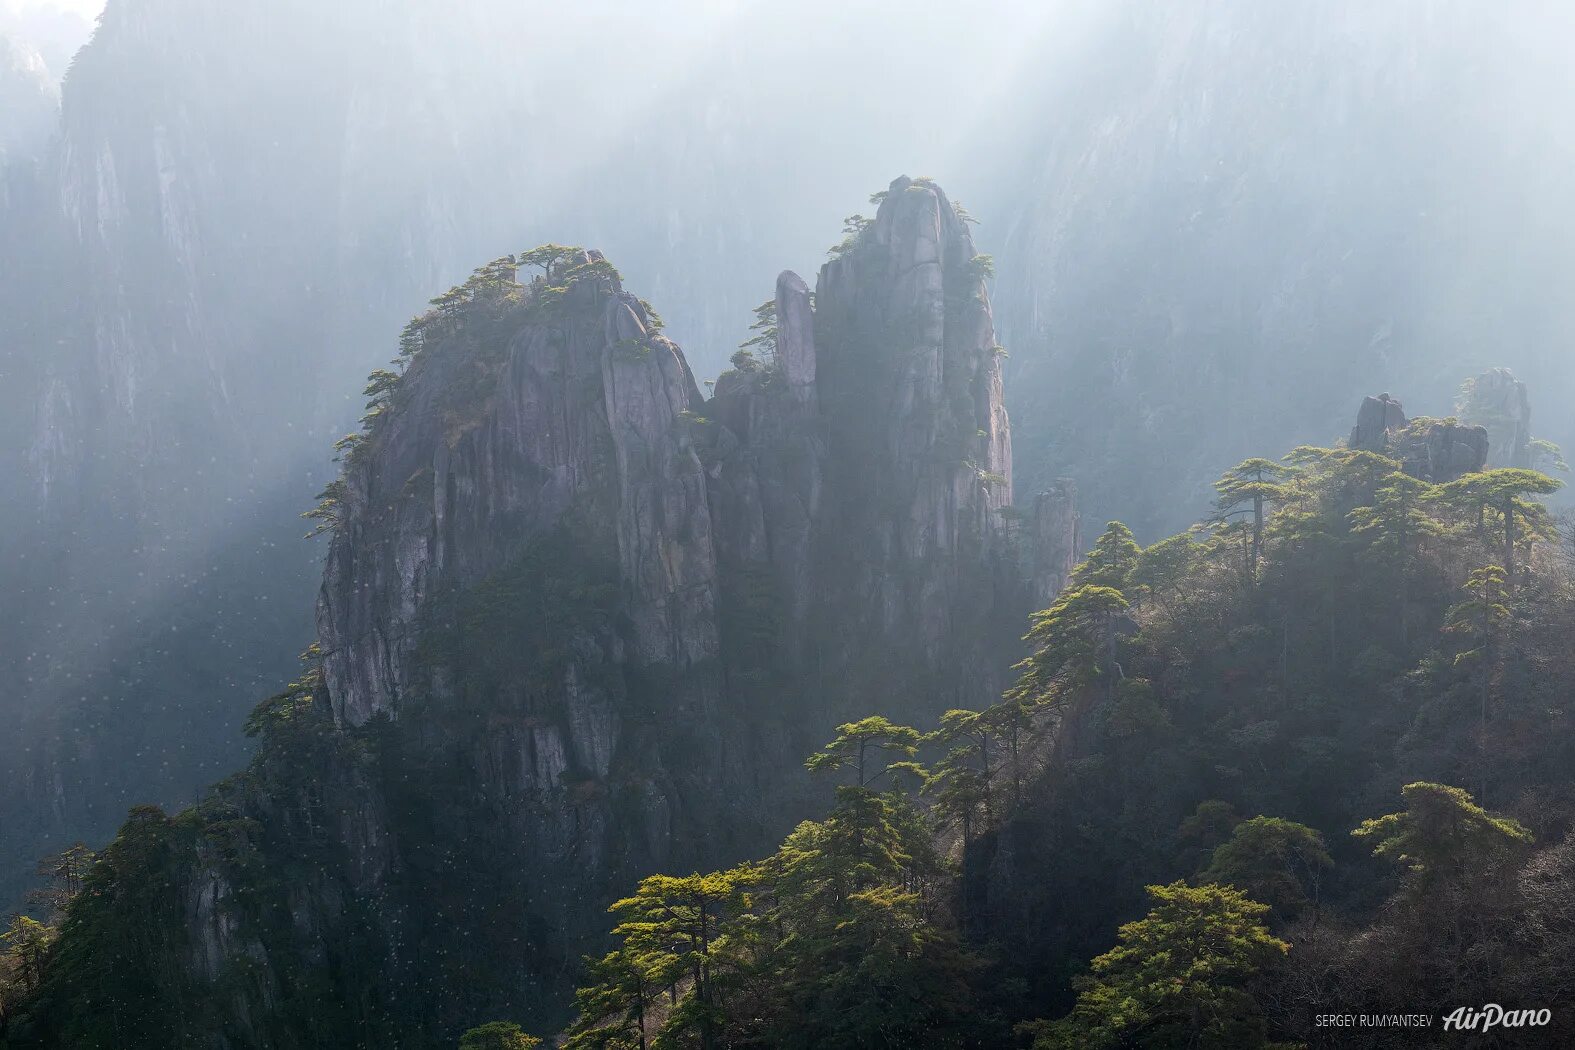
{"left": 2, "top": 0, "right": 102, "bottom": 15}
{"left": 0, "top": 0, "right": 98, "bottom": 79}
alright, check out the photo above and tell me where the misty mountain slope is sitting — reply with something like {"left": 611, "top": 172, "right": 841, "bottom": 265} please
{"left": 6, "top": 0, "right": 1575, "bottom": 935}
{"left": 0, "top": 0, "right": 1056, "bottom": 908}
{"left": 0, "top": 33, "right": 55, "bottom": 168}
{"left": 3, "top": 181, "right": 1077, "bottom": 1047}
{"left": 989, "top": 0, "right": 1575, "bottom": 538}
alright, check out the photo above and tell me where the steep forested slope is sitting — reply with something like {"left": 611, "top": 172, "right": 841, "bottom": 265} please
{"left": 527, "top": 399, "right": 1575, "bottom": 1049}
{"left": 9, "top": 0, "right": 1575, "bottom": 922}
{"left": 0, "top": 0, "right": 1047, "bottom": 911}
{"left": 0, "top": 180, "right": 1077, "bottom": 1048}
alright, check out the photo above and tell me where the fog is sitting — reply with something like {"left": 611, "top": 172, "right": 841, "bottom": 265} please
{"left": 3, "top": 0, "right": 1575, "bottom": 908}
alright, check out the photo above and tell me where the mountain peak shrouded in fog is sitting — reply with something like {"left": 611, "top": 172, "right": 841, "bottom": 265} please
{"left": 0, "top": 0, "right": 1070, "bottom": 910}
{"left": 0, "top": 32, "right": 56, "bottom": 163}
{"left": 0, "top": 0, "right": 95, "bottom": 82}
{"left": 3, "top": 3, "right": 1575, "bottom": 1043}
{"left": 8, "top": 186, "right": 1080, "bottom": 1043}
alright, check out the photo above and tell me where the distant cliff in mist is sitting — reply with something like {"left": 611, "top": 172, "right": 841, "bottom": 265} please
{"left": 7, "top": 177, "right": 1078, "bottom": 1046}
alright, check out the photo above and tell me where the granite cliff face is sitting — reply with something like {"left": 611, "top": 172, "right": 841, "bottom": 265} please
{"left": 990, "top": 0, "right": 1575, "bottom": 540}
{"left": 1457, "top": 367, "right": 1535, "bottom": 469}
{"left": 18, "top": 181, "right": 1077, "bottom": 1046}
{"left": 0, "top": 34, "right": 56, "bottom": 170}
{"left": 0, "top": 0, "right": 1062, "bottom": 911}
{"left": 1348, "top": 392, "right": 1488, "bottom": 484}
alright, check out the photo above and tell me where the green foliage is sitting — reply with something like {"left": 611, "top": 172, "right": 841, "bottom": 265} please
{"left": 923, "top": 709, "right": 995, "bottom": 840}
{"left": 459, "top": 1020, "right": 543, "bottom": 1049}
{"left": 974, "top": 425, "right": 1575, "bottom": 1043}
{"left": 302, "top": 476, "right": 348, "bottom": 537}
{"left": 1353, "top": 782, "right": 1532, "bottom": 887}
{"left": 962, "top": 253, "right": 995, "bottom": 283}
{"left": 1131, "top": 533, "right": 1199, "bottom": 607}
{"left": 22, "top": 806, "right": 194, "bottom": 1046}
{"left": 1529, "top": 436, "right": 1569, "bottom": 472}
{"left": 1444, "top": 564, "right": 1510, "bottom": 667}
{"left": 717, "top": 299, "right": 788, "bottom": 391}
{"left": 1436, "top": 468, "right": 1561, "bottom": 584}
{"left": 518, "top": 243, "right": 580, "bottom": 274}
{"left": 1071, "top": 521, "right": 1141, "bottom": 591}
{"left": 1206, "top": 458, "right": 1300, "bottom": 577}
{"left": 243, "top": 664, "right": 320, "bottom": 739}
{"left": 637, "top": 298, "right": 666, "bottom": 333}
{"left": 24, "top": 844, "right": 95, "bottom": 922}
{"left": 1198, "top": 816, "right": 1331, "bottom": 917}
{"left": 805, "top": 716, "right": 923, "bottom": 788}
{"left": 2, "top": 916, "right": 53, "bottom": 998}
{"left": 828, "top": 215, "right": 873, "bottom": 257}
{"left": 567, "top": 741, "right": 976, "bottom": 1050}
{"left": 1177, "top": 801, "right": 1241, "bottom": 855}
{"left": 1024, "top": 882, "right": 1287, "bottom": 1049}
{"left": 1348, "top": 471, "right": 1441, "bottom": 560}
{"left": 563, "top": 948, "right": 664, "bottom": 1050}
{"left": 1008, "top": 584, "right": 1130, "bottom": 709}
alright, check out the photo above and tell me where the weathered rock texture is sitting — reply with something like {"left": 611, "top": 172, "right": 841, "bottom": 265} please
{"left": 1348, "top": 392, "right": 1488, "bottom": 484}
{"left": 1458, "top": 367, "right": 1534, "bottom": 468}
{"left": 25, "top": 182, "right": 1077, "bottom": 1047}
{"left": 0, "top": 0, "right": 1039, "bottom": 914}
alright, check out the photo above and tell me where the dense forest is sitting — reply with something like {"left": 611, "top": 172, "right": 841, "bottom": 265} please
{"left": 517, "top": 441, "right": 1575, "bottom": 1048}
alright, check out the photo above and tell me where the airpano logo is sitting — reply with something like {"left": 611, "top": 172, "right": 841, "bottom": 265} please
{"left": 1441, "top": 1004, "right": 1552, "bottom": 1033}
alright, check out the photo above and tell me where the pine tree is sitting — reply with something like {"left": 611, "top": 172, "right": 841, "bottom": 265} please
{"left": 1208, "top": 458, "right": 1299, "bottom": 578}
{"left": 563, "top": 948, "right": 667, "bottom": 1050}
{"left": 1071, "top": 521, "right": 1142, "bottom": 591}
{"left": 1348, "top": 470, "right": 1443, "bottom": 647}
{"left": 804, "top": 716, "right": 923, "bottom": 788}
{"left": 1353, "top": 782, "right": 1531, "bottom": 890}
{"left": 458, "top": 1021, "right": 543, "bottom": 1049}
{"left": 1436, "top": 468, "right": 1562, "bottom": 588}
{"left": 1198, "top": 816, "right": 1331, "bottom": 918}
{"left": 923, "top": 709, "right": 993, "bottom": 840}
{"left": 1024, "top": 881, "right": 1287, "bottom": 1049}
{"left": 1009, "top": 585, "right": 1131, "bottom": 709}
{"left": 607, "top": 869, "right": 759, "bottom": 1050}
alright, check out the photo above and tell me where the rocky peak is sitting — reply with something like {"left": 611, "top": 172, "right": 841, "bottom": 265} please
{"left": 32, "top": 184, "right": 1080, "bottom": 1042}
{"left": 317, "top": 251, "right": 716, "bottom": 727}
{"left": 1348, "top": 391, "right": 1488, "bottom": 484}
{"left": 1348, "top": 393, "right": 1408, "bottom": 453}
{"left": 802, "top": 176, "right": 1020, "bottom": 702}
{"left": 1457, "top": 367, "right": 1533, "bottom": 468}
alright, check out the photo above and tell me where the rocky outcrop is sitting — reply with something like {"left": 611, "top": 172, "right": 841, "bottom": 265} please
{"left": 317, "top": 256, "right": 718, "bottom": 727}
{"left": 1026, "top": 482, "right": 1082, "bottom": 610}
{"left": 1348, "top": 392, "right": 1488, "bottom": 484}
{"left": 22, "top": 183, "right": 1077, "bottom": 1046}
{"left": 1458, "top": 367, "right": 1534, "bottom": 468}
{"left": 1348, "top": 393, "right": 1409, "bottom": 454}
{"left": 805, "top": 176, "right": 1024, "bottom": 708}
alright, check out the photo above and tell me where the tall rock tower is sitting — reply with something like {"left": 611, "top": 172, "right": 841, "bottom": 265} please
{"left": 17, "top": 183, "right": 1078, "bottom": 1048}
